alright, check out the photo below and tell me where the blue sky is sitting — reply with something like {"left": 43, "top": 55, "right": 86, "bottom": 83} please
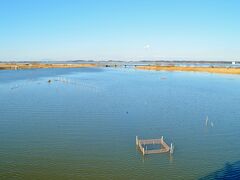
{"left": 0, "top": 0, "right": 239, "bottom": 61}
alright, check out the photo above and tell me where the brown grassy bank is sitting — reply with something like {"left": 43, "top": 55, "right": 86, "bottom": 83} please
{"left": 136, "top": 65, "right": 240, "bottom": 75}
{"left": 0, "top": 63, "right": 97, "bottom": 70}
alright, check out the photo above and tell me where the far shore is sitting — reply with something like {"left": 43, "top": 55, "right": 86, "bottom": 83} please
{"left": 136, "top": 65, "right": 240, "bottom": 75}
{"left": 1, "top": 63, "right": 240, "bottom": 75}
{"left": 0, "top": 63, "right": 97, "bottom": 70}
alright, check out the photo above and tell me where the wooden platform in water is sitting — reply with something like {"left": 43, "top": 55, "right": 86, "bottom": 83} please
{"left": 136, "top": 136, "right": 173, "bottom": 155}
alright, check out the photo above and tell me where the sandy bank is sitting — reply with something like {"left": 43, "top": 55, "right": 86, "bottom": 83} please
{"left": 136, "top": 65, "right": 240, "bottom": 75}
{"left": 0, "top": 63, "right": 97, "bottom": 70}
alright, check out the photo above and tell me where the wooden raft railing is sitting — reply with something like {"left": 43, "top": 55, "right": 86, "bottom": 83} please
{"left": 136, "top": 136, "right": 173, "bottom": 155}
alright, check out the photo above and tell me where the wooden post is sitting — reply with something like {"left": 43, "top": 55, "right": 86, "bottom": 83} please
{"left": 170, "top": 143, "right": 174, "bottom": 154}
{"left": 136, "top": 136, "right": 138, "bottom": 146}
{"left": 143, "top": 147, "right": 145, "bottom": 155}
{"left": 211, "top": 122, "right": 214, "bottom": 127}
{"left": 205, "top": 116, "right": 208, "bottom": 126}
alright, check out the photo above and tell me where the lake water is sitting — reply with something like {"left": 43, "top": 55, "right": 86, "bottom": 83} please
{"left": 0, "top": 68, "right": 240, "bottom": 179}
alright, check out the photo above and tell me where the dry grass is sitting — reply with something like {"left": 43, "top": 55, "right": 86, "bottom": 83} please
{"left": 136, "top": 65, "right": 240, "bottom": 75}
{"left": 0, "top": 63, "right": 97, "bottom": 70}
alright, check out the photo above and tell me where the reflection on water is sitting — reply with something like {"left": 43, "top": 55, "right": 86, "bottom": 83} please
{"left": 0, "top": 67, "right": 240, "bottom": 179}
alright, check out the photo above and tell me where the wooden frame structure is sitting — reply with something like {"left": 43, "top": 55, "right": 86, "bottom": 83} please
{"left": 136, "top": 136, "right": 173, "bottom": 155}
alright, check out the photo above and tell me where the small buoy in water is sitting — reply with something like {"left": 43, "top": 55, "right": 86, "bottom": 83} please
{"left": 48, "top": 80, "right": 51, "bottom": 83}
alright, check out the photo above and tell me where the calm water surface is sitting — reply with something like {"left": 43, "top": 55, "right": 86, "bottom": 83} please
{"left": 0, "top": 68, "right": 240, "bottom": 179}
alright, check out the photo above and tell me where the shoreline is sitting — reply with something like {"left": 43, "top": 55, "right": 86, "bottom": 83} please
{"left": 0, "top": 63, "right": 97, "bottom": 70}
{"left": 136, "top": 65, "right": 240, "bottom": 75}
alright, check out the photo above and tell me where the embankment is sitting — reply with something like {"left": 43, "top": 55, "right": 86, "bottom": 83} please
{"left": 136, "top": 65, "right": 240, "bottom": 75}
{"left": 0, "top": 63, "right": 97, "bottom": 70}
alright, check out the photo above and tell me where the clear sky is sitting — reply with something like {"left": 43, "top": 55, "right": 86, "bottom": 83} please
{"left": 0, "top": 0, "right": 240, "bottom": 61}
